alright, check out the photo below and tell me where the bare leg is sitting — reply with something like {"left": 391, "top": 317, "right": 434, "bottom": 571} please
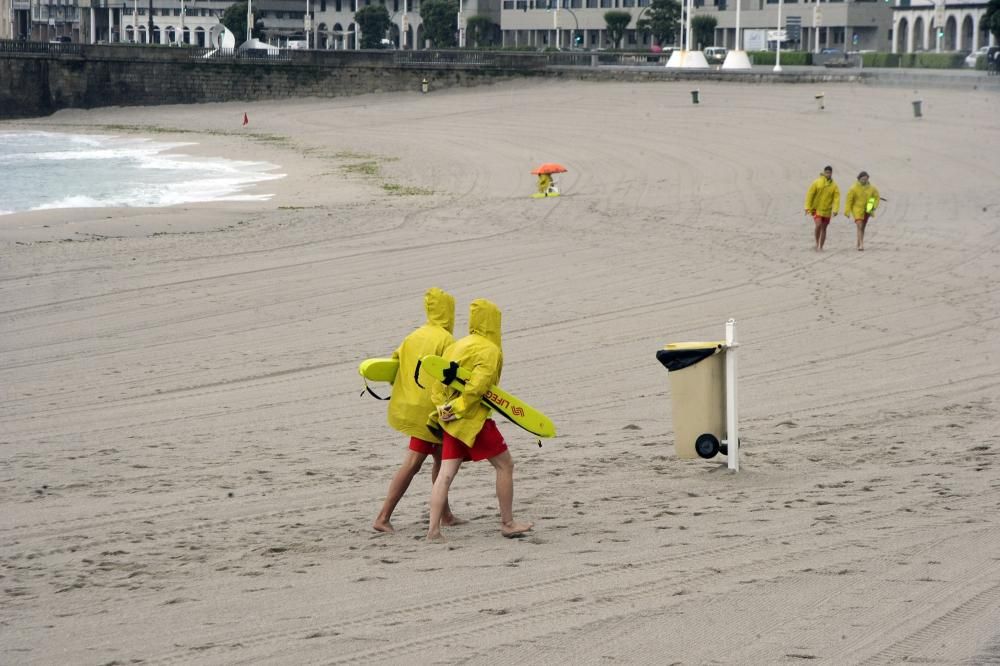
{"left": 818, "top": 222, "right": 828, "bottom": 251}
{"left": 373, "top": 450, "right": 427, "bottom": 533}
{"left": 857, "top": 220, "right": 867, "bottom": 250}
{"left": 427, "top": 458, "right": 463, "bottom": 541}
{"left": 488, "top": 451, "right": 533, "bottom": 537}
{"left": 813, "top": 219, "right": 823, "bottom": 251}
{"left": 429, "top": 453, "right": 464, "bottom": 526}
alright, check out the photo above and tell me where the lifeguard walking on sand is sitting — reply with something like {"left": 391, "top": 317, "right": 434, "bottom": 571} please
{"left": 804, "top": 165, "right": 840, "bottom": 251}
{"left": 845, "top": 171, "right": 880, "bottom": 251}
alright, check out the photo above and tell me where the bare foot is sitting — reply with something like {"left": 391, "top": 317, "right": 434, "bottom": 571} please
{"left": 501, "top": 520, "right": 534, "bottom": 538}
{"left": 373, "top": 519, "right": 394, "bottom": 534}
{"left": 858, "top": 247, "right": 864, "bottom": 251}
{"left": 426, "top": 530, "right": 446, "bottom": 542}
{"left": 442, "top": 514, "right": 467, "bottom": 527}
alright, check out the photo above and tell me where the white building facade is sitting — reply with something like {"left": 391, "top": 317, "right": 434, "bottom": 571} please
{"left": 891, "top": 0, "right": 995, "bottom": 53}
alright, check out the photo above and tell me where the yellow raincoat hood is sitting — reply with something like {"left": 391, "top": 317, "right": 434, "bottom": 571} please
{"left": 429, "top": 298, "right": 504, "bottom": 447}
{"left": 387, "top": 288, "right": 455, "bottom": 442}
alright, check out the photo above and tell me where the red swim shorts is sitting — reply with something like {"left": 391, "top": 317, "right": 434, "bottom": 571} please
{"left": 441, "top": 419, "right": 508, "bottom": 462}
{"left": 813, "top": 213, "right": 831, "bottom": 225}
{"left": 409, "top": 437, "right": 441, "bottom": 455}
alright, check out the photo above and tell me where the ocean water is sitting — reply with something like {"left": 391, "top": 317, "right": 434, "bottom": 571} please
{"left": 0, "top": 131, "right": 286, "bottom": 216}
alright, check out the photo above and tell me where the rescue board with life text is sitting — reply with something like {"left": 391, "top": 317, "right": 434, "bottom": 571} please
{"left": 417, "top": 355, "right": 556, "bottom": 438}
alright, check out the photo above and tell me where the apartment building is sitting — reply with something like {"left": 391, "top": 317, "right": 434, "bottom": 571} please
{"left": 498, "top": 0, "right": 893, "bottom": 52}
{"left": 7, "top": 0, "right": 80, "bottom": 40}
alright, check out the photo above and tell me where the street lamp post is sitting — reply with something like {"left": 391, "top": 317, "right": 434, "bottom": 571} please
{"left": 305, "top": 0, "right": 311, "bottom": 48}
{"left": 401, "top": 0, "right": 408, "bottom": 49}
{"left": 457, "top": 0, "right": 464, "bottom": 47}
{"left": 773, "top": 0, "right": 783, "bottom": 72}
{"left": 179, "top": 0, "right": 185, "bottom": 45}
{"left": 147, "top": 0, "right": 154, "bottom": 43}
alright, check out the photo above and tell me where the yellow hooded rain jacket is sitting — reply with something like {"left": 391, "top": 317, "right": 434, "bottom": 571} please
{"left": 430, "top": 298, "right": 503, "bottom": 448}
{"left": 845, "top": 181, "right": 880, "bottom": 220}
{"left": 804, "top": 174, "right": 841, "bottom": 217}
{"left": 387, "top": 287, "right": 455, "bottom": 443}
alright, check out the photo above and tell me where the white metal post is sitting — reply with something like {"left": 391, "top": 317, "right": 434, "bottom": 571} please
{"left": 247, "top": 0, "right": 253, "bottom": 40}
{"left": 724, "top": 319, "right": 740, "bottom": 472}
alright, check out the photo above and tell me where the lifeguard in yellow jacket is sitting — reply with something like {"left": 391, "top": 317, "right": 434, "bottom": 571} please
{"left": 373, "top": 287, "right": 461, "bottom": 533}
{"left": 537, "top": 172, "right": 553, "bottom": 196}
{"left": 804, "top": 165, "right": 841, "bottom": 251}
{"left": 426, "top": 298, "right": 533, "bottom": 541}
{"left": 844, "top": 171, "right": 880, "bottom": 252}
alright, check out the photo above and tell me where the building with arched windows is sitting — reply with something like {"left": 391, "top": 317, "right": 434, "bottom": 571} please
{"left": 20, "top": 0, "right": 1000, "bottom": 55}
{"left": 891, "top": 0, "right": 995, "bottom": 53}
{"left": 76, "top": 0, "right": 234, "bottom": 45}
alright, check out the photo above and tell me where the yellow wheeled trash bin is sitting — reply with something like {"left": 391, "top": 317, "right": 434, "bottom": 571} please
{"left": 656, "top": 341, "right": 728, "bottom": 459}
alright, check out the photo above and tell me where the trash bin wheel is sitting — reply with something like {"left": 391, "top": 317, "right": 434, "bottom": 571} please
{"left": 695, "top": 434, "right": 720, "bottom": 459}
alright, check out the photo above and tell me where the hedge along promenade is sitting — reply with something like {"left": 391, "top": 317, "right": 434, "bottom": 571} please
{"left": 1, "top": 40, "right": 996, "bottom": 120}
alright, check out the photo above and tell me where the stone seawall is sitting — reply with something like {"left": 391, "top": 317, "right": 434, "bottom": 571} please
{"left": 0, "top": 45, "right": 547, "bottom": 119}
{"left": 1, "top": 43, "right": 995, "bottom": 119}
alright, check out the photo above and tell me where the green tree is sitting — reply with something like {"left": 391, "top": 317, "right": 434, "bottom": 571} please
{"left": 985, "top": 0, "right": 1000, "bottom": 42}
{"left": 691, "top": 15, "right": 717, "bottom": 49}
{"left": 465, "top": 15, "right": 496, "bottom": 47}
{"left": 356, "top": 4, "right": 391, "bottom": 48}
{"left": 636, "top": 0, "right": 681, "bottom": 48}
{"left": 420, "top": 0, "right": 459, "bottom": 48}
{"left": 603, "top": 10, "right": 631, "bottom": 49}
{"left": 222, "top": 1, "right": 254, "bottom": 44}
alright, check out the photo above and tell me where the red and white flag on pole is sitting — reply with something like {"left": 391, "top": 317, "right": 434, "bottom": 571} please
{"left": 242, "top": 112, "right": 249, "bottom": 127}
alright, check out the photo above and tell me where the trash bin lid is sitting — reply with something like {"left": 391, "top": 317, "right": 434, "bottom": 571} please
{"left": 656, "top": 341, "right": 724, "bottom": 372}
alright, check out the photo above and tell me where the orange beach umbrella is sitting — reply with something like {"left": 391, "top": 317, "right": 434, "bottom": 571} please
{"left": 531, "top": 163, "right": 568, "bottom": 175}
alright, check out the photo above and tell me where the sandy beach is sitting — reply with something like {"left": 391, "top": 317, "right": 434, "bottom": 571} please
{"left": 2, "top": 79, "right": 999, "bottom": 664}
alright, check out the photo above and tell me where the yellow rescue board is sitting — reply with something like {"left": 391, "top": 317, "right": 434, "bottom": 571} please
{"left": 418, "top": 355, "right": 556, "bottom": 438}
{"left": 359, "top": 357, "right": 398, "bottom": 383}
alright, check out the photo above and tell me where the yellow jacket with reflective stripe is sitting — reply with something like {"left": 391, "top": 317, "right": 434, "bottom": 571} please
{"left": 430, "top": 299, "right": 503, "bottom": 448}
{"left": 387, "top": 288, "right": 455, "bottom": 443}
{"left": 845, "top": 182, "right": 880, "bottom": 220}
{"left": 804, "top": 175, "right": 841, "bottom": 217}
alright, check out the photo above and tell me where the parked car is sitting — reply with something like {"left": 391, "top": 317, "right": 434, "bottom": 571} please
{"left": 965, "top": 46, "right": 989, "bottom": 68}
{"left": 49, "top": 36, "right": 72, "bottom": 43}
{"left": 704, "top": 46, "right": 727, "bottom": 65}
{"left": 816, "top": 47, "right": 851, "bottom": 68}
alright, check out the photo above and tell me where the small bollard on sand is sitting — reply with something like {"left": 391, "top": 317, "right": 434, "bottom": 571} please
{"left": 912, "top": 99, "right": 922, "bottom": 118}
{"left": 421, "top": 78, "right": 429, "bottom": 94}
{"left": 691, "top": 89, "right": 700, "bottom": 104}
{"left": 815, "top": 93, "right": 825, "bottom": 110}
